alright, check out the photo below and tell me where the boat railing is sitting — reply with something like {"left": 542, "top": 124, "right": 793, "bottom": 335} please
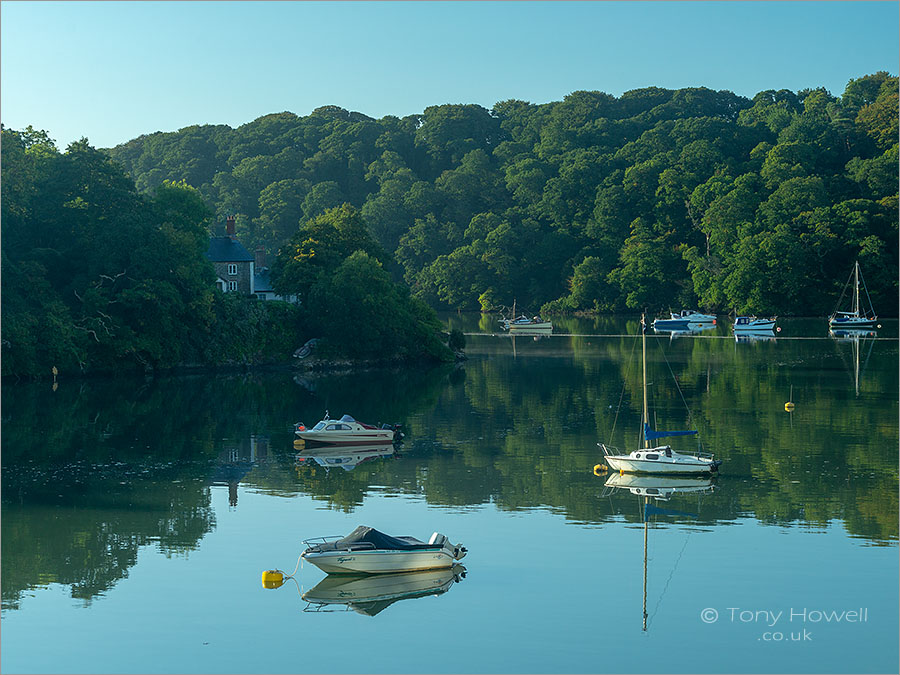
{"left": 597, "top": 443, "right": 618, "bottom": 457}
{"left": 302, "top": 535, "right": 344, "bottom": 546}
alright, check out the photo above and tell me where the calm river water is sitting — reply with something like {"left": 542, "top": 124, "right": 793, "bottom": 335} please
{"left": 1, "top": 316, "right": 898, "bottom": 674}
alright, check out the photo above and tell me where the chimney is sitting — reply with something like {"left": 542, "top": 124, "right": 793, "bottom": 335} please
{"left": 226, "top": 215, "right": 236, "bottom": 239}
{"left": 255, "top": 245, "right": 266, "bottom": 269}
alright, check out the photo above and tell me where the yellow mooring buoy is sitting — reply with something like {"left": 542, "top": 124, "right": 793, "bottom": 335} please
{"left": 785, "top": 385, "right": 795, "bottom": 412}
{"left": 261, "top": 570, "right": 285, "bottom": 590}
{"left": 593, "top": 463, "right": 608, "bottom": 476}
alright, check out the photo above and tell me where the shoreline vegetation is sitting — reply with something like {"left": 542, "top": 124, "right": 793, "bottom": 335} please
{"left": 2, "top": 74, "right": 897, "bottom": 379}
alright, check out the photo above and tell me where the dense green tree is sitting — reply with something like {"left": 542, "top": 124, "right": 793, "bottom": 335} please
{"left": 94, "top": 74, "right": 898, "bottom": 318}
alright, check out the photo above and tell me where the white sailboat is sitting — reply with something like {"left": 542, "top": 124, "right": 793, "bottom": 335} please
{"left": 829, "top": 261, "right": 879, "bottom": 329}
{"left": 598, "top": 315, "right": 722, "bottom": 475}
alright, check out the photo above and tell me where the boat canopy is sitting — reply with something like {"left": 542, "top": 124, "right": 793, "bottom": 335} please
{"left": 643, "top": 423, "right": 698, "bottom": 442}
{"left": 308, "top": 526, "right": 433, "bottom": 553}
{"left": 339, "top": 414, "right": 356, "bottom": 423}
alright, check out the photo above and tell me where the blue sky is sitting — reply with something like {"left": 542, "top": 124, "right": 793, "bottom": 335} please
{"left": 2, "top": 1, "right": 897, "bottom": 149}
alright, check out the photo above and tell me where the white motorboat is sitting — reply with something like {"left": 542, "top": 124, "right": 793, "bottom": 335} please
{"left": 502, "top": 315, "right": 553, "bottom": 332}
{"left": 651, "top": 310, "right": 716, "bottom": 330}
{"left": 294, "top": 413, "right": 402, "bottom": 446}
{"left": 598, "top": 315, "right": 722, "bottom": 476}
{"left": 295, "top": 443, "right": 398, "bottom": 471}
{"left": 829, "top": 261, "right": 879, "bottom": 329}
{"left": 302, "top": 566, "right": 466, "bottom": 616}
{"left": 732, "top": 316, "right": 776, "bottom": 332}
{"left": 301, "top": 526, "right": 467, "bottom": 575}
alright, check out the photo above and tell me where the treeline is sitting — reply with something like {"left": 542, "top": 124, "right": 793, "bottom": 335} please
{"left": 0, "top": 128, "right": 454, "bottom": 378}
{"left": 106, "top": 73, "right": 899, "bottom": 316}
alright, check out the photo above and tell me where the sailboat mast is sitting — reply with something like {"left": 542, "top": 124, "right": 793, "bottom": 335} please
{"left": 854, "top": 262, "right": 860, "bottom": 316}
{"left": 642, "top": 497, "right": 649, "bottom": 632}
{"left": 642, "top": 313, "right": 650, "bottom": 449}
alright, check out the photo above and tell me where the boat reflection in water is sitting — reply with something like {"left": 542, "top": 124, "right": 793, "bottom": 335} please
{"left": 294, "top": 443, "right": 399, "bottom": 472}
{"left": 653, "top": 322, "right": 717, "bottom": 341}
{"left": 830, "top": 328, "right": 878, "bottom": 397}
{"left": 302, "top": 565, "right": 467, "bottom": 616}
{"left": 602, "top": 473, "right": 716, "bottom": 632}
{"left": 734, "top": 331, "right": 778, "bottom": 343}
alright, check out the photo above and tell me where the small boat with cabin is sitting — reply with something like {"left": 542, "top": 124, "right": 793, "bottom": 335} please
{"left": 301, "top": 525, "right": 467, "bottom": 575}
{"left": 651, "top": 310, "right": 716, "bottom": 330}
{"left": 829, "top": 261, "right": 878, "bottom": 329}
{"left": 732, "top": 316, "right": 776, "bottom": 332}
{"left": 294, "top": 413, "right": 402, "bottom": 447}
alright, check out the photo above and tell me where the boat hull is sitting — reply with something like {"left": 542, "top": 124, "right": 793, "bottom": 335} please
{"left": 604, "top": 454, "right": 720, "bottom": 475}
{"left": 302, "top": 548, "right": 457, "bottom": 574}
{"left": 295, "top": 430, "right": 395, "bottom": 446}
{"left": 508, "top": 322, "right": 552, "bottom": 331}
{"left": 733, "top": 320, "right": 775, "bottom": 332}
{"left": 829, "top": 316, "right": 878, "bottom": 328}
{"left": 652, "top": 319, "right": 691, "bottom": 330}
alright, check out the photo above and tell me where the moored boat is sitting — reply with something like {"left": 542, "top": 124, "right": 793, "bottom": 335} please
{"left": 294, "top": 413, "right": 402, "bottom": 446}
{"left": 829, "top": 261, "right": 878, "bottom": 329}
{"left": 732, "top": 316, "right": 776, "bottom": 332}
{"left": 651, "top": 310, "right": 716, "bottom": 330}
{"left": 502, "top": 315, "right": 553, "bottom": 332}
{"left": 598, "top": 315, "right": 722, "bottom": 476}
{"left": 301, "top": 526, "right": 467, "bottom": 575}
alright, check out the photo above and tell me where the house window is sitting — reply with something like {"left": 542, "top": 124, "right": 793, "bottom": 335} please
{"left": 228, "top": 281, "right": 237, "bottom": 292}
{"left": 228, "top": 264, "right": 238, "bottom": 276}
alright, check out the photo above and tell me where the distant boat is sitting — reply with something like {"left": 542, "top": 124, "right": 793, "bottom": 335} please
{"left": 599, "top": 315, "right": 722, "bottom": 475}
{"left": 829, "top": 261, "right": 878, "bottom": 329}
{"left": 503, "top": 315, "right": 553, "bottom": 332}
{"left": 732, "top": 316, "right": 776, "bottom": 332}
{"left": 499, "top": 300, "right": 553, "bottom": 332}
{"left": 651, "top": 310, "right": 716, "bottom": 330}
{"left": 301, "top": 526, "right": 467, "bottom": 575}
{"left": 295, "top": 413, "right": 402, "bottom": 446}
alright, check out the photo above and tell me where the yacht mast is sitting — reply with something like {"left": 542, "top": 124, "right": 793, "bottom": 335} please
{"left": 642, "top": 313, "right": 650, "bottom": 449}
{"left": 854, "top": 261, "right": 860, "bottom": 316}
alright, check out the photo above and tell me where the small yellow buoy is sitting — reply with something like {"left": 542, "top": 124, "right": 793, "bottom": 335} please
{"left": 784, "top": 401, "right": 795, "bottom": 412}
{"left": 261, "top": 570, "right": 285, "bottom": 589}
{"left": 593, "top": 463, "right": 608, "bottom": 476}
{"left": 619, "top": 469, "right": 625, "bottom": 476}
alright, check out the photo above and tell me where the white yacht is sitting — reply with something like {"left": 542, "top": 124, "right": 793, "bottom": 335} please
{"left": 599, "top": 315, "right": 722, "bottom": 476}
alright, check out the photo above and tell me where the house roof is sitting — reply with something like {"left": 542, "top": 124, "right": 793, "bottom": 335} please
{"left": 205, "top": 236, "right": 254, "bottom": 263}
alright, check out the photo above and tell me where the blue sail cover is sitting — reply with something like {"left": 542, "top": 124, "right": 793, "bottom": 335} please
{"left": 643, "top": 423, "right": 698, "bottom": 441}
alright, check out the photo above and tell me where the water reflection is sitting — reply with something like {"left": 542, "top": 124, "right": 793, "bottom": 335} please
{"left": 294, "top": 443, "right": 400, "bottom": 472}
{"left": 2, "top": 326, "right": 897, "bottom": 615}
{"left": 301, "top": 566, "right": 467, "bottom": 616}
{"left": 830, "top": 330, "right": 878, "bottom": 397}
{"left": 653, "top": 323, "right": 717, "bottom": 341}
{"left": 602, "top": 473, "right": 717, "bottom": 632}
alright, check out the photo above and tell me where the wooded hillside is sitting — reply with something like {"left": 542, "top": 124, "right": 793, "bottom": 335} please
{"left": 107, "top": 74, "right": 899, "bottom": 316}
